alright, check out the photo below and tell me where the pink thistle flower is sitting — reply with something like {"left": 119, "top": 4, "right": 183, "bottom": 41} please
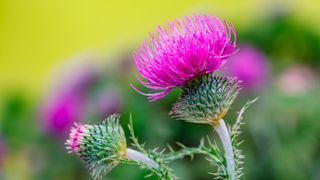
{"left": 65, "top": 123, "right": 87, "bottom": 153}
{"left": 131, "top": 15, "right": 236, "bottom": 101}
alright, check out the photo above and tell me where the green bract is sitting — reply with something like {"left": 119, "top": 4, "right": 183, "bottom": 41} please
{"left": 170, "top": 74, "right": 241, "bottom": 124}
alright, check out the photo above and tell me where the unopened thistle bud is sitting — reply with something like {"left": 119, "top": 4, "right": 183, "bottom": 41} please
{"left": 65, "top": 114, "right": 126, "bottom": 180}
{"left": 170, "top": 74, "right": 241, "bottom": 124}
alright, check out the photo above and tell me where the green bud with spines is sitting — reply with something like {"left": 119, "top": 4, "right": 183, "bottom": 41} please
{"left": 170, "top": 74, "right": 241, "bottom": 124}
{"left": 65, "top": 114, "right": 126, "bottom": 180}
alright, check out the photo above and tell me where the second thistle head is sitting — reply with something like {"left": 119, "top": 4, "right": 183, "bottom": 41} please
{"left": 131, "top": 15, "right": 236, "bottom": 101}
{"left": 65, "top": 114, "right": 126, "bottom": 180}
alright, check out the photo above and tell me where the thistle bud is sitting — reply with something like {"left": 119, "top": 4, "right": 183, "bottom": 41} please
{"left": 65, "top": 114, "right": 126, "bottom": 179}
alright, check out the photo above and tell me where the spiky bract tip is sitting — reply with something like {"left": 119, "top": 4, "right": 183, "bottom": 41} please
{"left": 65, "top": 114, "right": 126, "bottom": 180}
{"left": 170, "top": 74, "right": 241, "bottom": 124}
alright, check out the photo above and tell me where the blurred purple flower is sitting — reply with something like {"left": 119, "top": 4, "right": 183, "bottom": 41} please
{"left": 131, "top": 15, "right": 236, "bottom": 101}
{"left": 39, "top": 60, "right": 99, "bottom": 137}
{"left": 224, "top": 44, "right": 268, "bottom": 91}
{"left": 39, "top": 94, "right": 84, "bottom": 137}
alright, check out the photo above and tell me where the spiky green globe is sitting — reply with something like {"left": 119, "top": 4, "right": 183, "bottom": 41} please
{"left": 170, "top": 74, "right": 241, "bottom": 124}
{"left": 66, "top": 114, "right": 126, "bottom": 180}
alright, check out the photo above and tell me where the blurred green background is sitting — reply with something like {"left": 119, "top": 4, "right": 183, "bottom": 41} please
{"left": 1, "top": 0, "right": 320, "bottom": 179}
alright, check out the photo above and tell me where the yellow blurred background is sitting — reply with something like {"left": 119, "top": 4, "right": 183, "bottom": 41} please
{"left": 1, "top": 0, "right": 320, "bottom": 97}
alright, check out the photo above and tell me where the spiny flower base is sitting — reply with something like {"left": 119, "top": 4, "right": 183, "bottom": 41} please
{"left": 65, "top": 114, "right": 127, "bottom": 180}
{"left": 170, "top": 74, "right": 241, "bottom": 124}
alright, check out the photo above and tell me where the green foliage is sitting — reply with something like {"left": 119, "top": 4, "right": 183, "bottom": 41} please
{"left": 126, "top": 116, "right": 178, "bottom": 180}
{"left": 161, "top": 139, "right": 229, "bottom": 179}
{"left": 65, "top": 98, "right": 256, "bottom": 180}
{"left": 230, "top": 98, "right": 258, "bottom": 179}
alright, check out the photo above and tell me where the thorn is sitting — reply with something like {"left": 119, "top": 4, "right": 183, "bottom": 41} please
{"left": 176, "top": 142, "right": 186, "bottom": 148}
{"left": 167, "top": 144, "right": 174, "bottom": 152}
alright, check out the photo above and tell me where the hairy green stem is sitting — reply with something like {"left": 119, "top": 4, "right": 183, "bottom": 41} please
{"left": 214, "top": 119, "right": 235, "bottom": 180}
{"left": 161, "top": 147, "right": 206, "bottom": 161}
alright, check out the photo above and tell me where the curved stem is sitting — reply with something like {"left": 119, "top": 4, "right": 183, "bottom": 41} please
{"left": 125, "top": 148, "right": 159, "bottom": 169}
{"left": 213, "top": 119, "right": 235, "bottom": 180}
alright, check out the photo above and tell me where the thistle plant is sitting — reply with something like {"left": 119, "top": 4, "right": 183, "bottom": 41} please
{"left": 65, "top": 14, "right": 256, "bottom": 180}
{"left": 131, "top": 15, "right": 248, "bottom": 180}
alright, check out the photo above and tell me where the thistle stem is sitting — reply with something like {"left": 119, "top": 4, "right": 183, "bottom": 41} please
{"left": 125, "top": 148, "right": 159, "bottom": 169}
{"left": 213, "top": 119, "right": 235, "bottom": 180}
{"left": 161, "top": 147, "right": 206, "bottom": 161}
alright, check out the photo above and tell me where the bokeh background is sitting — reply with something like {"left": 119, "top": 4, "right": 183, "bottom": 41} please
{"left": 1, "top": 0, "right": 320, "bottom": 179}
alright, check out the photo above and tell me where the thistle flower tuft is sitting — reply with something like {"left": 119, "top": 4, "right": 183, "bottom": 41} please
{"left": 65, "top": 114, "right": 126, "bottom": 180}
{"left": 66, "top": 123, "right": 87, "bottom": 153}
{"left": 170, "top": 74, "right": 241, "bottom": 124}
{"left": 132, "top": 15, "right": 236, "bottom": 101}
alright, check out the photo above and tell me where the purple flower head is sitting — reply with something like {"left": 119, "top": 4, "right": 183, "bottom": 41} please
{"left": 38, "top": 59, "right": 98, "bottom": 137}
{"left": 224, "top": 44, "right": 268, "bottom": 91}
{"left": 131, "top": 15, "right": 237, "bottom": 101}
{"left": 39, "top": 94, "right": 84, "bottom": 137}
